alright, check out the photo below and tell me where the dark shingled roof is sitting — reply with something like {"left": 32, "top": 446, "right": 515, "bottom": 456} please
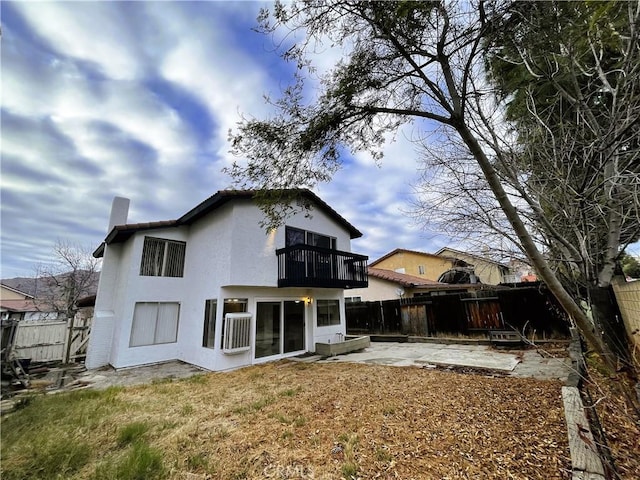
{"left": 94, "top": 189, "right": 362, "bottom": 258}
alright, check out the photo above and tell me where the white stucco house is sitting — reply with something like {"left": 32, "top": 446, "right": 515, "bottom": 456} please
{"left": 85, "top": 189, "right": 368, "bottom": 371}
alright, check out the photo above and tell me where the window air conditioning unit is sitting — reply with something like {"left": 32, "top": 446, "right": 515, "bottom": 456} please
{"left": 223, "top": 313, "right": 252, "bottom": 354}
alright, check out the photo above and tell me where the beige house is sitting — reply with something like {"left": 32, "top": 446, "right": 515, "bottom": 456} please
{"left": 435, "top": 247, "right": 510, "bottom": 285}
{"left": 346, "top": 267, "right": 486, "bottom": 302}
{"left": 0, "top": 284, "right": 33, "bottom": 301}
{"left": 0, "top": 284, "right": 61, "bottom": 322}
{"left": 368, "top": 248, "right": 469, "bottom": 282}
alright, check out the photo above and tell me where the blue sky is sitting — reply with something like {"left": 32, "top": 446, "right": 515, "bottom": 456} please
{"left": 1, "top": 1, "right": 451, "bottom": 278}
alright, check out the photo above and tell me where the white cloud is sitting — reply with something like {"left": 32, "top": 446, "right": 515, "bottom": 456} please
{"left": 12, "top": 2, "right": 147, "bottom": 80}
{"left": 157, "top": 15, "right": 275, "bottom": 163}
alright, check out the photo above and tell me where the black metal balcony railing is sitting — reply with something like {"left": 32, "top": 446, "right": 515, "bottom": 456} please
{"left": 276, "top": 245, "right": 368, "bottom": 289}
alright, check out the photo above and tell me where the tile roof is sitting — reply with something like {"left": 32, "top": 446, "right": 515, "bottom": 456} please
{"left": 0, "top": 299, "right": 41, "bottom": 312}
{"left": 94, "top": 189, "right": 363, "bottom": 258}
{"left": 368, "top": 268, "right": 490, "bottom": 291}
{"left": 368, "top": 267, "right": 442, "bottom": 287}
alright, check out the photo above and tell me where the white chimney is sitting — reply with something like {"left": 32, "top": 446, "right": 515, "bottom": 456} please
{"left": 108, "top": 196, "right": 130, "bottom": 231}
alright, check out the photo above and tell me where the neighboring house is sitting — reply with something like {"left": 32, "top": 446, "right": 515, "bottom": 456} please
{"left": 1, "top": 284, "right": 33, "bottom": 301}
{"left": 435, "top": 247, "right": 511, "bottom": 285}
{"left": 0, "top": 284, "right": 61, "bottom": 322}
{"left": 347, "top": 267, "right": 486, "bottom": 302}
{"left": 1, "top": 284, "right": 68, "bottom": 363}
{"left": 347, "top": 268, "right": 440, "bottom": 301}
{"left": 504, "top": 258, "right": 538, "bottom": 283}
{"left": 368, "top": 248, "right": 469, "bottom": 282}
{"left": 86, "top": 189, "right": 368, "bottom": 371}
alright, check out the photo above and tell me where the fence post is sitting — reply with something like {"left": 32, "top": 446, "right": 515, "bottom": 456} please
{"left": 64, "top": 314, "right": 75, "bottom": 363}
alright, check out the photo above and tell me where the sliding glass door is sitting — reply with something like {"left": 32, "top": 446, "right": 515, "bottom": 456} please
{"left": 255, "top": 302, "right": 280, "bottom": 358}
{"left": 283, "top": 301, "right": 304, "bottom": 353}
{"left": 255, "top": 300, "right": 304, "bottom": 358}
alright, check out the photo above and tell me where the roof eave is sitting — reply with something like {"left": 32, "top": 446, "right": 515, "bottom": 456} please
{"left": 94, "top": 189, "right": 363, "bottom": 253}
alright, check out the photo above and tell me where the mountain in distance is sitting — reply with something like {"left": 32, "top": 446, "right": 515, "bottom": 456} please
{"left": 1, "top": 271, "right": 100, "bottom": 300}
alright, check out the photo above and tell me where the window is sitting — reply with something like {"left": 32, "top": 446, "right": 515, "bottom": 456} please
{"left": 130, "top": 302, "right": 180, "bottom": 347}
{"left": 344, "top": 296, "right": 362, "bottom": 304}
{"left": 285, "top": 227, "right": 336, "bottom": 249}
{"left": 317, "top": 299, "right": 340, "bottom": 327}
{"left": 418, "top": 265, "right": 425, "bottom": 275}
{"left": 286, "top": 227, "right": 306, "bottom": 246}
{"left": 202, "top": 299, "right": 217, "bottom": 348}
{"left": 220, "top": 298, "right": 248, "bottom": 348}
{"left": 140, "top": 237, "right": 186, "bottom": 277}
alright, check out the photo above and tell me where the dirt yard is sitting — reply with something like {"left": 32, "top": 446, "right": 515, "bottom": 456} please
{"left": 1, "top": 360, "right": 571, "bottom": 479}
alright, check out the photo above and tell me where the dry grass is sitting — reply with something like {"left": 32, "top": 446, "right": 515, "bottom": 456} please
{"left": 2, "top": 362, "right": 571, "bottom": 479}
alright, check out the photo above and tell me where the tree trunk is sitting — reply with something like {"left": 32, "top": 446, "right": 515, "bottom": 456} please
{"left": 455, "top": 122, "right": 610, "bottom": 364}
{"left": 588, "top": 285, "right": 629, "bottom": 363}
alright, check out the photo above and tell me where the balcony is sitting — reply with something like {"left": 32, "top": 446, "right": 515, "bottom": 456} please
{"left": 276, "top": 245, "right": 368, "bottom": 289}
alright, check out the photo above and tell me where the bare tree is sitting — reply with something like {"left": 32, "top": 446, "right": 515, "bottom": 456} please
{"left": 410, "top": 130, "right": 529, "bottom": 265}
{"left": 35, "top": 240, "right": 100, "bottom": 362}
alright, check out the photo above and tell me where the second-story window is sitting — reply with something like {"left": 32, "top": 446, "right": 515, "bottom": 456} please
{"left": 285, "top": 227, "right": 336, "bottom": 249}
{"left": 140, "top": 236, "right": 186, "bottom": 277}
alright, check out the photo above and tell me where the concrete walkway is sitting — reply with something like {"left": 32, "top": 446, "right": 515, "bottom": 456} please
{"left": 318, "top": 341, "right": 572, "bottom": 381}
{"left": 18, "top": 341, "right": 570, "bottom": 397}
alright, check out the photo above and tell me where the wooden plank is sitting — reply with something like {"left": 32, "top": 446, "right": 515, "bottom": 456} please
{"left": 572, "top": 471, "right": 606, "bottom": 480}
{"left": 562, "top": 386, "right": 605, "bottom": 477}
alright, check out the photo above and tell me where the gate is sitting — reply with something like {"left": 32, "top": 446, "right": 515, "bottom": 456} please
{"left": 12, "top": 317, "right": 92, "bottom": 363}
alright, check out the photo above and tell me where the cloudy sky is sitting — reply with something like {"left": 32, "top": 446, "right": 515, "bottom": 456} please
{"left": 1, "top": 0, "right": 455, "bottom": 279}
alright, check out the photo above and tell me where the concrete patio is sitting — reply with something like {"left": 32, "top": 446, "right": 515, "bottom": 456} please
{"left": 317, "top": 341, "right": 572, "bottom": 381}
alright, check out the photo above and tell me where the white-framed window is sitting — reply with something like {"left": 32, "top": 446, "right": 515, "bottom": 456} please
{"left": 130, "top": 302, "right": 180, "bottom": 347}
{"left": 202, "top": 299, "right": 217, "bottom": 348}
{"left": 418, "top": 265, "right": 425, "bottom": 275}
{"left": 317, "top": 299, "right": 340, "bottom": 327}
{"left": 140, "top": 237, "right": 186, "bottom": 277}
{"left": 344, "top": 296, "right": 362, "bottom": 304}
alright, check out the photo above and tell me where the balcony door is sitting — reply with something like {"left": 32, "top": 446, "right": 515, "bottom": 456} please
{"left": 255, "top": 300, "right": 305, "bottom": 359}
{"left": 285, "top": 227, "right": 337, "bottom": 281}
{"left": 286, "top": 227, "right": 337, "bottom": 250}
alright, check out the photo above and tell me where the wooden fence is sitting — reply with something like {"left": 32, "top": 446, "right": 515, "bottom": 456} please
{"left": 611, "top": 277, "right": 640, "bottom": 352}
{"left": 346, "top": 285, "right": 571, "bottom": 339}
{"left": 12, "top": 317, "right": 92, "bottom": 363}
